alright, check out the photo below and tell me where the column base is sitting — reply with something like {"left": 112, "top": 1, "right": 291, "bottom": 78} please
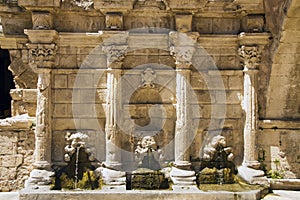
{"left": 174, "top": 161, "right": 191, "bottom": 170}
{"left": 238, "top": 166, "right": 269, "bottom": 186}
{"left": 96, "top": 167, "right": 126, "bottom": 186}
{"left": 243, "top": 160, "right": 261, "bottom": 170}
{"left": 25, "top": 169, "right": 55, "bottom": 188}
{"left": 170, "top": 167, "right": 196, "bottom": 187}
{"left": 103, "top": 161, "right": 122, "bottom": 171}
{"left": 33, "top": 161, "right": 52, "bottom": 170}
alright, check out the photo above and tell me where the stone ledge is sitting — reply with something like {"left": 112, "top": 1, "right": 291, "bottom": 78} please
{"left": 0, "top": 114, "right": 35, "bottom": 130}
{"left": 259, "top": 120, "right": 300, "bottom": 130}
{"left": 19, "top": 187, "right": 268, "bottom": 200}
{"left": 269, "top": 179, "right": 300, "bottom": 190}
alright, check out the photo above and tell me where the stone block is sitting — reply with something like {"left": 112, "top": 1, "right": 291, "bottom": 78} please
{"left": 80, "top": 89, "right": 98, "bottom": 103}
{"left": 52, "top": 118, "right": 76, "bottom": 131}
{"left": 53, "top": 89, "right": 73, "bottom": 103}
{"left": 212, "top": 18, "right": 240, "bottom": 34}
{"left": 72, "top": 103, "right": 95, "bottom": 117}
{"left": 18, "top": 0, "right": 60, "bottom": 7}
{"left": 194, "top": 90, "right": 214, "bottom": 104}
{"left": 68, "top": 73, "right": 94, "bottom": 89}
{"left": 242, "top": 15, "right": 265, "bottom": 32}
{"left": 22, "top": 89, "right": 37, "bottom": 103}
{"left": 0, "top": 133, "right": 18, "bottom": 155}
{"left": 1, "top": 154, "right": 23, "bottom": 167}
{"left": 175, "top": 14, "right": 192, "bottom": 33}
{"left": 220, "top": 90, "right": 242, "bottom": 104}
{"left": 11, "top": 101, "right": 36, "bottom": 117}
{"left": 51, "top": 131, "right": 65, "bottom": 162}
{"left": 10, "top": 89, "right": 23, "bottom": 101}
{"left": 228, "top": 76, "right": 243, "bottom": 90}
{"left": 193, "top": 17, "right": 213, "bottom": 34}
{"left": 79, "top": 118, "right": 105, "bottom": 131}
{"left": 0, "top": 167, "right": 16, "bottom": 180}
{"left": 54, "top": 74, "right": 68, "bottom": 88}
{"left": 53, "top": 104, "right": 69, "bottom": 118}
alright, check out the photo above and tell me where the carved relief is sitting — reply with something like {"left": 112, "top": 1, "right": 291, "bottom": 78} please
{"left": 238, "top": 45, "right": 262, "bottom": 69}
{"left": 102, "top": 45, "right": 127, "bottom": 65}
{"left": 105, "top": 13, "right": 123, "bottom": 29}
{"left": 141, "top": 68, "right": 156, "bottom": 87}
{"left": 175, "top": 14, "right": 192, "bottom": 33}
{"left": 32, "top": 11, "right": 53, "bottom": 30}
{"left": 28, "top": 44, "right": 56, "bottom": 59}
{"left": 70, "top": 0, "right": 94, "bottom": 9}
{"left": 169, "top": 32, "right": 196, "bottom": 67}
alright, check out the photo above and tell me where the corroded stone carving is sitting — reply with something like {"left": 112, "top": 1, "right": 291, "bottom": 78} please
{"left": 102, "top": 45, "right": 127, "bottom": 65}
{"left": 169, "top": 32, "right": 198, "bottom": 67}
{"left": 175, "top": 14, "right": 192, "bottom": 33}
{"left": 32, "top": 11, "right": 53, "bottom": 30}
{"left": 141, "top": 68, "right": 156, "bottom": 87}
{"left": 70, "top": 0, "right": 94, "bottom": 9}
{"left": 64, "top": 131, "right": 95, "bottom": 162}
{"left": 27, "top": 43, "right": 57, "bottom": 68}
{"left": 105, "top": 13, "right": 123, "bottom": 29}
{"left": 238, "top": 45, "right": 262, "bottom": 69}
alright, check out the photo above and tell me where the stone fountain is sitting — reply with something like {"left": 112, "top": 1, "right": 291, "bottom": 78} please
{"left": 51, "top": 131, "right": 101, "bottom": 190}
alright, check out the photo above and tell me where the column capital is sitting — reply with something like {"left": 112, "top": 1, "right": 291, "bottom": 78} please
{"left": 25, "top": 30, "right": 58, "bottom": 69}
{"left": 102, "top": 45, "right": 128, "bottom": 68}
{"left": 238, "top": 45, "right": 262, "bottom": 70}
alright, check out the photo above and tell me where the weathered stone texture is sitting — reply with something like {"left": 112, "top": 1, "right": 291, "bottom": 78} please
{"left": 0, "top": 130, "right": 34, "bottom": 191}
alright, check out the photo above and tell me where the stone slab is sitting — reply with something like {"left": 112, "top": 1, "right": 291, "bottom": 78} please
{"left": 19, "top": 188, "right": 267, "bottom": 200}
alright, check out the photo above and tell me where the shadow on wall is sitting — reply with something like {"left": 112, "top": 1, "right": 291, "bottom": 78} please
{"left": 0, "top": 49, "right": 15, "bottom": 119}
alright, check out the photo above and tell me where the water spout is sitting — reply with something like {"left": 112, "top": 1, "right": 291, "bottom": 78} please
{"left": 74, "top": 146, "right": 81, "bottom": 189}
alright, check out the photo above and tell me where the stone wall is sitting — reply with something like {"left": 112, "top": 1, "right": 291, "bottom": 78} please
{"left": 258, "top": 121, "right": 300, "bottom": 178}
{"left": 0, "top": 115, "right": 35, "bottom": 191}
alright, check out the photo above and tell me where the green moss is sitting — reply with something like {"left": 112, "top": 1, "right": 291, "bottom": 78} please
{"left": 77, "top": 171, "right": 101, "bottom": 190}
{"left": 267, "top": 170, "right": 284, "bottom": 179}
{"left": 60, "top": 173, "right": 75, "bottom": 189}
{"left": 131, "top": 170, "right": 169, "bottom": 190}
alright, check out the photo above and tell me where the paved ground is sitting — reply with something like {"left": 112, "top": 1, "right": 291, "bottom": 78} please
{"left": 262, "top": 190, "right": 300, "bottom": 200}
{"left": 0, "top": 190, "right": 299, "bottom": 200}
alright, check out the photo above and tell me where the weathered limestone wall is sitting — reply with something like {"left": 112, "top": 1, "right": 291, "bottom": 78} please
{"left": 258, "top": 121, "right": 300, "bottom": 178}
{"left": 0, "top": 116, "right": 35, "bottom": 191}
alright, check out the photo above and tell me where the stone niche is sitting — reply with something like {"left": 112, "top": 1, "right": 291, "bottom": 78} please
{"left": 120, "top": 66, "right": 177, "bottom": 169}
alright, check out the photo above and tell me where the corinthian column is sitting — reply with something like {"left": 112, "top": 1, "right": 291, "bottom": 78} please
{"left": 24, "top": 30, "right": 57, "bottom": 187}
{"left": 174, "top": 67, "right": 191, "bottom": 167}
{"left": 34, "top": 69, "right": 52, "bottom": 170}
{"left": 238, "top": 45, "right": 261, "bottom": 169}
{"left": 169, "top": 32, "right": 197, "bottom": 188}
{"left": 104, "top": 68, "right": 122, "bottom": 169}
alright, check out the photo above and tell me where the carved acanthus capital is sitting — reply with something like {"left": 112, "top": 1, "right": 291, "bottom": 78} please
{"left": 169, "top": 31, "right": 198, "bottom": 68}
{"left": 238, "top": 45, "right": 262, "bottom": 70}
{"left": 27, "top": 43, "right": 57, "bottom": 68}
{"left": 102, "top": 45, "right": 127, "bottom": 66}
{"left": 170, "top": 46, "right": 195, "bottom": 68}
